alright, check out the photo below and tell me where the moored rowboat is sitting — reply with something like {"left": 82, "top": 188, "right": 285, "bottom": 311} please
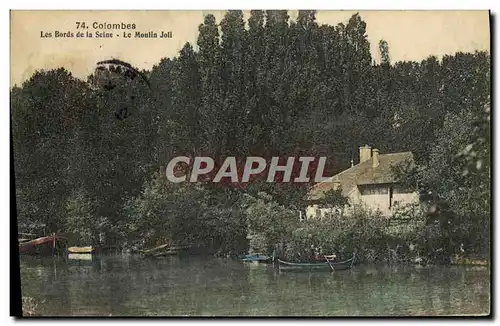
{"left": 277, "top": 254, "right": 356, "bottom": 272}
{"left": 68, "top": 246, "right": 94, "bottom": 254}
{"left": 19, "top": 235, "right": 64, "bottom": 255}
{"left": 277, "top": 259, "right": 331, "bottom": 271}
{"left": 325, "top": 254, "right": 357, "bottom": 271}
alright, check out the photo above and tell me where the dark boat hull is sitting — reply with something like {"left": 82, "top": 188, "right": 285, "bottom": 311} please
{"left": 325, "top": 255, "right": 357, "bottom": 271}
{"left": 278, "top": 255, "right": 356, "bottom": 272}
{"left": 277, "top": 259, "right": 332, "bottom": 271}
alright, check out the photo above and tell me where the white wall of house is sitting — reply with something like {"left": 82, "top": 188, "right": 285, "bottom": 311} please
{"left": 306, "top": 184, "right": 419, "bottom": 219}
{"left": 360, "top": 193, "right": 391, "bottom": 215}
{"left": 356, "top": 184, "right": 419, "bottom": 216}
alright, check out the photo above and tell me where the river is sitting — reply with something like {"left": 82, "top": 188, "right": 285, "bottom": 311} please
{"left": 19, "top": 254, "right": 490, "bottom": 316}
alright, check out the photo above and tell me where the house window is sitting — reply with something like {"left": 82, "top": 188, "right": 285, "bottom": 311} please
{"left": 359, "top": 184, "right": 389, "bottom": 195}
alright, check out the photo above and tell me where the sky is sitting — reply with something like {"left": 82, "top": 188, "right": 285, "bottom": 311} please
{"left": 10, "top": 10, "right": 490, "bottom": 87}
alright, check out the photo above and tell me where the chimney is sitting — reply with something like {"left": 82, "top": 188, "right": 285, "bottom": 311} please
{"left": 359, "top": 145, "right": 372, "bottom": 163}
{"left": 372, "top": 149, "right": 380, "bottom": 168}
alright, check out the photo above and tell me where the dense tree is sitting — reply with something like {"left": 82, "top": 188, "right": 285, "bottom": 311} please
{"left": 219, "top": 10, "right": 248, "bottom": 156}
{"left": 414, "top": 103, "right": 490, "bottom": 257}
{"left": 378, "top": 39, "right": 390, "bottom": 65}
{"left": 12, "top": 69, "right": 91, "bottom": 233}
{"left": 11, "top": 12, "right": 490, "bottom": 258}
{"left": 197, "top": 14, "right": 224, "bottom": 156}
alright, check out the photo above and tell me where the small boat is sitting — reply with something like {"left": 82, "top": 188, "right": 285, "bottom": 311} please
{"left": 277, "top": 254, "right": 356, "bottom": 272}
{"left": 325, "top": 254, "right": 357, "bottom": 271}
{"left": 19, "top": 235, "right": 64, "bottom": 255}
{"left": 68, "top": 246, "right": 94, "bottom": 254}
{"left": 240, "top": 254, "right": 272, "bottom": 263}
{"left": 277, "top": 259, "right": 331, "bottom": 271}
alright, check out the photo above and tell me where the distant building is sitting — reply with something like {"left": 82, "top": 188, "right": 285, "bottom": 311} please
{"left": 306, "top": 145, "right": 419, "bottom": 219}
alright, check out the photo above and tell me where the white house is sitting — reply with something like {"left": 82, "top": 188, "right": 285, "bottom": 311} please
{"left": 306, "top": 145, "right": 419, "bottom": 219}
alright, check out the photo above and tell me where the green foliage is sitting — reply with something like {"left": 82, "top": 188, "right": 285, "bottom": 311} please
{"left": 244, "top": 192, "right": 299, "bottom": 253}
{"left": 378, "top": 39, "right": 390, "bottom": 65}
{"left": 11, "top": 11, "right": 490, "bottom": 259}
{"left": 12, "top": 69, "right": 91, "bottom": 233}
{"left": 284, "top": 208, "right": 389, "bottom": 262}
{"left": 281, "top": 204, "right": 458, "bottom": 265}
{"left": 22, "top": 296, "right": 40, "bottom": 316}
{"left": 316, "top": 187, "right": 349, "bottom": 210}
{"left": 419, "top": 104, "right": 490, "bottom": 257}
{"left": 123, "top": 175, "right": 248, "bottom": 255}
{"left": 65, "top": 189, "right": 98, "bottom": 244}
{"left": 396, "top": 102, "right": 491, "bottom": 258}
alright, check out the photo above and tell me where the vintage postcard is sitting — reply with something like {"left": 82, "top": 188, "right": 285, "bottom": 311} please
{"left": 10, "top": 10, "right": 490, "bottom": 317}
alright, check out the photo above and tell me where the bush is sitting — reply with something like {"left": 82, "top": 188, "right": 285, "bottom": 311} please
{"left": 251, "top": 202, "right": 461, "bottom": 265}
{"left": 22, "top": 296, "right": 39, "bottom": 316}
{"left": 282, "top": 207, "right": 390, "bottom": 263}
{"left": 122, "top": 174, "right": 249, "bottom": 256}
{"left": 244, "top": 192, "right": 300, "bottom": 255}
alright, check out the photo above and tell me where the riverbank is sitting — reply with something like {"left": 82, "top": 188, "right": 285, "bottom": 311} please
{"left": 245, "top": 198, "right": 489, "bottom": 266}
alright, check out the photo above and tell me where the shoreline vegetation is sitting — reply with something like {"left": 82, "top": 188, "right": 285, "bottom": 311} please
{"left": 22, "top": 296, "right": 40, "bottom": 316}
{"left": 12, "top": 11, "right": 490, "bottom": 266}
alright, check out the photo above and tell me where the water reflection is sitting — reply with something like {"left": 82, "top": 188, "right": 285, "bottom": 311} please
{"left": 19, "top": 255, "right": 490, "bottom": 316}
